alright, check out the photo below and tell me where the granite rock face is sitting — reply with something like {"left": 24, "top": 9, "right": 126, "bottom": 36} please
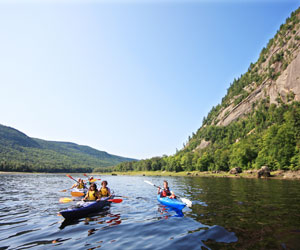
{"left": 215, "top": 16, "right": 300, "bottom": 126}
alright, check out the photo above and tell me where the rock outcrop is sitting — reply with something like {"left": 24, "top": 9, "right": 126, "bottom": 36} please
{"left": 193, "top": 139, "right": 211, "bottom": 151}
{"left": 229, "top": 167, "right": 242, "bottom": 174}
{"left": 257, "top": 166, "right": 271, "bottom": 178}
{"left": 214, "top": 12, "right": 300, "bottom": 126}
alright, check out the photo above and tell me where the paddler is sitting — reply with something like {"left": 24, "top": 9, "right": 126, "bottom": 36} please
{"left": 158, "top": 180, "right": 176, "bottom": 199}
{"left": 83, "top": 183, "right": 100, "bottom": 201}
{"left": 88, "top": 176, "right": 94, "bottom": 185}
{"left": 98, "top": 180, "right": 111, "bottom": 200}
{"left": 71, "top": 178, "right": 86, "bottom": 189}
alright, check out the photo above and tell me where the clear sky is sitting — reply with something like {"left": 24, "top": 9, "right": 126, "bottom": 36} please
{"left": 0, "top": 0, "right": 299, "bottom": 159}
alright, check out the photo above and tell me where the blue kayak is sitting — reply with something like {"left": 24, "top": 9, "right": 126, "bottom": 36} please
{"left": 60, "top": 198, "right": 112, "bottom": 220}
{"left": 157, "top": 195, "right": 186, "bottom": 210}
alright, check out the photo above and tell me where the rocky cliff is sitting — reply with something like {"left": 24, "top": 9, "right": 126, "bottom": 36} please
{"left": 114, "top": 7, "right": 300, "bottom": 174}
{"left": 213, "top": 10, "right": 300, "bottom": 126}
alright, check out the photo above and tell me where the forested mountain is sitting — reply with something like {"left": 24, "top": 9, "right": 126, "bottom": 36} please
{"left": 115, "top": 7, "right": 300, "bottom": 173}
{"left": 0, "top": 124, "right": 136, "bottom": 172}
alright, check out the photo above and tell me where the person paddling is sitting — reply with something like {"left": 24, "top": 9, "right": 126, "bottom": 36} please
{"left": 88, "top": 176, "right": 94, "bottom": 185}
{"left": 98, "top": 180, "right": 111, "bottom": 200}
{"left": 83, "top": 183, "right": 100, "bottom": 201}
{"left": 72, "top": 178, "right": 86, "bottom": 189}
{"left": 158, "top": 180, "right": 176, "bottom": 199}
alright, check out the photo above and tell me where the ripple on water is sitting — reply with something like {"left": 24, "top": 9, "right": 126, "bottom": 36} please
{"left": 2, "top": 174, "right": 299, "bottom": 249}
{"left": 0, "top": 174, "right": 238, "bottom": 249}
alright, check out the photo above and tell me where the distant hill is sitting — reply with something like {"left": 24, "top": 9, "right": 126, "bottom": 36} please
{"left": 0, "top": 124, "right": 136, "bottom": 172}
{"left": 115, "top": 7, "right": 300, "bottom": 173}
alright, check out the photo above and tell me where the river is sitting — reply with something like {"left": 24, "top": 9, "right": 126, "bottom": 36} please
{"left": 0, "top": 173, "right": 299, "bottom": 249}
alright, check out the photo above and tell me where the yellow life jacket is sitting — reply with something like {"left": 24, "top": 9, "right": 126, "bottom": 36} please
{"left": 78, "top": 183, "right": 84, "bottom": 189}
{"left": 99, "top": 187, "right": 109, "bottom": 197}
{"left": 87, "top": 191, "right": 97, "bottom": 201}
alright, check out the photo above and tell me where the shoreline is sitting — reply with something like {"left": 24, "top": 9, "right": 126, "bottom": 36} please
{"left": 94, "top": 170, "right": 300, "bottom": 180}
{"left": 1, "top": 170, "right": 300, "bottom": 180}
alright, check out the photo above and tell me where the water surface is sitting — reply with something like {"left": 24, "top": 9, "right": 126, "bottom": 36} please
{"left": 0, "top": 174, "right": 299, "bottom": 249}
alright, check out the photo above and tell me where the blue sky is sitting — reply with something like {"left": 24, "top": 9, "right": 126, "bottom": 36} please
{"left": 0, "top": 0, "right": 299, "bottom": 159}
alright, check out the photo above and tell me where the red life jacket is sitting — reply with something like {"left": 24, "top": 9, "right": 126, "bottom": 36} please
{"left": 161, "top": 188, "right": 171, "bottom": 197}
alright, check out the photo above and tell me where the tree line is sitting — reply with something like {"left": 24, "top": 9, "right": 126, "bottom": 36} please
{"left": 0, "top": 161, "right": 93, "bottom": 173}
{"left": 114, "top": 101, "right": 300, "bottom": 172}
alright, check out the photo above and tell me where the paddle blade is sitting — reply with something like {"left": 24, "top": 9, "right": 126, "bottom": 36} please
{"left": 59, "top": 197, "right": 73, "bottom": 203}
{"left": 60, "top": 189, "right": 67, "bottom": 192}
{"left": 84, "top": 173, "right": 88, "bottom": 177}
{"left": 144, "top": 180, "right": 160, "bottom": 188}
{"left": 144, "top": 180, "right": 154, "bottom": 186}
{"left": 180, "top": 197, "right": 192, "bottom": 208}
{"left": 89, "top": 178, "right": 101, "bottom": 183}
{"left": 108, "top": 199, "right": 123, "bottom": 203}
{"left": 71, "top": 192, "right": 85, "bottom": 197}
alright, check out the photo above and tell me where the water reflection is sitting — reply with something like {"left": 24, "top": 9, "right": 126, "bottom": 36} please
{"left": 60, "top": 210, "right": 122, "bottom": 230}
{"left": 2, "top": 174, "right": 298, "bottom": 249}
{"left": 157, "top": 204, "right": 184, "bottom": 218}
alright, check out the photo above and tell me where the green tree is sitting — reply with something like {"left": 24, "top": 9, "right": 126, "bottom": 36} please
{"left": 214, "top": 149, "right": 230, "bottom": 171}
{"left": 230, "top": 140, "right": 258, "bottom": 170}
{"left": 255, "top": 123, "right": 295, "bottom": 170}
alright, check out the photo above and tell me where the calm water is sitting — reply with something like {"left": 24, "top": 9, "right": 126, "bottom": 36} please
{"left": 0, "top": 174, "right": 299, "bottom": 249}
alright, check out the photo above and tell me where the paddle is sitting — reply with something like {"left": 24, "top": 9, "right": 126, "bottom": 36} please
{"left": 67, "top": 174, "right": 79, "bottom": 183}
{"left": 60, "top": 188, "right": 72, "bottom": 192}
{"left": 114, "top": 195, "right": 129, "bottom": 199}
{"left": 108, "top": 198, "right": 123, "bottom": 203}
{"left": 65, "top": 174, "right": 83, "bottom": 194}
{"left": 59, "top": 197, "right": 74, "bottom": 203}
{"left": 84, "top": 173, "right": 101, "bottom": 182}
{"left": 144, "top": 180, "right": 192, "bottom": 207}
{"left": 71, "top": 191, "right": 85, "bottom": 197}
{"left": 59, "top": 197, "right": 123, "bottom": 203}
{"left": 144, "top": 180, "right": 160, "bottom": 189}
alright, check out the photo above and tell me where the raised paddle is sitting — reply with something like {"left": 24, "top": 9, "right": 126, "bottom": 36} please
{"left": 59, "top": 197, "right": 123, "bottom": 203}
{"left": 144, "top": 180, "right": 193, "bottom": 208}
{"left": 66, "top": 174, "right": 79, "bottom": 183}
{"left": 61, "top": 175, "right": 79, "bottom": 192}
{"left": 144, "top": 180, "right": 160, "bottom": 188}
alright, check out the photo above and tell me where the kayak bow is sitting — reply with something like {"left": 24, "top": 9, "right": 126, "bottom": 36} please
{"left": 157, "top": 195, "right": 186, "bottom": 210}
